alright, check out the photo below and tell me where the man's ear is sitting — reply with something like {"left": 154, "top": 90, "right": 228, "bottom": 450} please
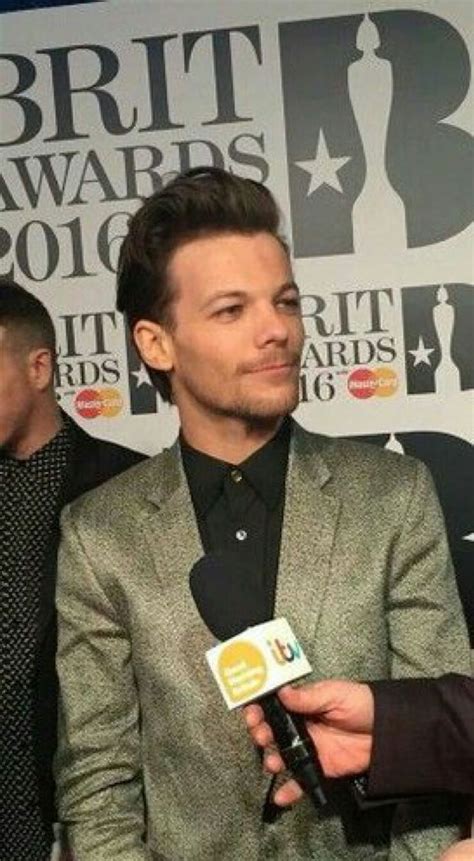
{"left": 133, "top": 319, "right": 174, "bottom": 372}
{"left": 28, "top": 347, "right": 55, "bottom": 392}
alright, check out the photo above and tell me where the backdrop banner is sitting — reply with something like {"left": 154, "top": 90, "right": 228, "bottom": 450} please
{"left": 1, "top": 0, "right": 473, "bottom": 636}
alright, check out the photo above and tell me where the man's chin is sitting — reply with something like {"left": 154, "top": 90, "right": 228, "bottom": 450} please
{"left": 227, "top": 390, "right": 299, "bottom": 423}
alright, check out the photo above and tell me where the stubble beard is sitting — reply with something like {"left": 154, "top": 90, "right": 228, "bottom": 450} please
{"left": 191, "top": 374, "right": 300, "bottom": 426}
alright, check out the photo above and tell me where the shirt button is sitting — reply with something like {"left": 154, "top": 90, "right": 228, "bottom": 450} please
{"left": 230, "top": 468, "right": 243, "bottom": 483}
{"left": 235, "top": 529, "right": 247, "bottom": 541}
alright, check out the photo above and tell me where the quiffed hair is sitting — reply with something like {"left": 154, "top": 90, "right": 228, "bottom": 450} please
{"left": 0, "top": 278, "right": 56, "bottom": 354}
{"left": 117, "top": 166, "right": 287, "bottom": 402}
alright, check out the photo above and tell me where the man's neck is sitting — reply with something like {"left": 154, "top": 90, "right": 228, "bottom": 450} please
{"left": 11, "top": 401, "right": 63, "bottom": 460}
{"left": 179, "top": 412, "right": 284, "bottom": 464}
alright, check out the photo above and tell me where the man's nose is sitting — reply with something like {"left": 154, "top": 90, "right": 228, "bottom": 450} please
{"left": 254, "top": 305, "right": 289, "bottom": 348}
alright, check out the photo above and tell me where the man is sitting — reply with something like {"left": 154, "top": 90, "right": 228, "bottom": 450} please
{"left": 0, "top": 279, "right": 145, "bottom": 861}
{"left": 56, "top": 167, "right": 471, "bottom": 860}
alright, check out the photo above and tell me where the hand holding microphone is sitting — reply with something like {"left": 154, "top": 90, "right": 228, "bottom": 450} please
{"left": 190, "top": 553, "right": 327, "bottom": 810}
{"left": 245, "top": 681, "right": 374, "bottom": 807}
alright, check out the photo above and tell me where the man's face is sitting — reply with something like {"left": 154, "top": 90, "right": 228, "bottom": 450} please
{"left": 0, "top": 327, "right": 35, "bottom": 454}
{"left": 164, "top": 231, "right": 304, "bottom": 425}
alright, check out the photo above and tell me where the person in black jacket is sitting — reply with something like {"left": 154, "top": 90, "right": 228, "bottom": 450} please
{"left": 0, "top": 279, "right": 146, "bottom": 861}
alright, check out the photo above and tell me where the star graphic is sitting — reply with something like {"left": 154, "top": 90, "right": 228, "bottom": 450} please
{"left": 463, "top": 533, "right": 474, "bottom": 542}
{"left": 295, "top": 129, "right": 351, "bottom": 195}
{"left": 132, "top": 365, "right": 152, "bottom": 388}
{"left": 408, "top": 336, "right": 435, "bottom": 368}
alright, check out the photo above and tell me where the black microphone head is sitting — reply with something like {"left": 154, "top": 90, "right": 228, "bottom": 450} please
{"left": 190, "top": 552, "right": 268, "bottom": 641}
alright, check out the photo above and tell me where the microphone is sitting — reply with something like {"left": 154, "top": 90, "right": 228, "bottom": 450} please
{"left": 190, "top": 552, "right": 327, "bottom": 810}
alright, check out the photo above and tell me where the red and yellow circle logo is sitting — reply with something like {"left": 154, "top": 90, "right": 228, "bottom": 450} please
{"left": 74, "top": 387, "right": 123, "bottom": 419}
{"left": 347, "top": 367, "right": 398, "bottom": 400}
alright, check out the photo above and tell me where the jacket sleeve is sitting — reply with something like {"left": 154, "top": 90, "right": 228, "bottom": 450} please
{"left": 368, "top": 674, "right": 474, "bottom": 797}
{"left": 55, "top": 504, "right": 148, "bottom": 860}
{"left": 386, "top": 459, "right": 471, "bottom": 680}
{"left": 383, "top": 460, "right": 472, "bottom": 858}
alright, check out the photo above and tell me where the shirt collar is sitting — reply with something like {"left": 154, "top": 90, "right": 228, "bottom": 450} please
{"left": 181, "top": 417, "right": 291, "bottom": 515}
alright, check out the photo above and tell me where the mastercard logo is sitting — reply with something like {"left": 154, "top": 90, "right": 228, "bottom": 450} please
{"left": 217, "top": 640, "right": 268, "bottom": 704}
{"left": 347, "top": 367, "right": 398, "bottom": 400}
{"left": 74, "top": 387, "right": 123, "bottom": 419}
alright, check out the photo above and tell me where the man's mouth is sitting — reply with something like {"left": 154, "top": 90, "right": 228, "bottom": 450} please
{"left": 245, "top": 356, "right": 300, "bottom": 375}
{"left": 245, "top": 364, "right": 299, "bottom": 383}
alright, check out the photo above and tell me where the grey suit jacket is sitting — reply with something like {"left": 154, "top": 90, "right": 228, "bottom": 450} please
{"left": 56, "top": 425, "right": 471, "bottom": 860}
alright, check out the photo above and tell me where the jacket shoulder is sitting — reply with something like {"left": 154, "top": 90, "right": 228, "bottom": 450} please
{"left": 66, "top": 444, "right": 175, "bottom": 525}
{"left": 81, "top": 434, "right": 145, "bottom": 470}
{"left": 65, "top": 418, "right": 147, "bottom": 502}
{"left": 293, "top": 423, "right": 425, "bottom": 497}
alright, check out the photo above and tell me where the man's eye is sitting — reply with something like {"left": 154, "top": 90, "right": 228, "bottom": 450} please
{"left": 278, "top": 296, "right": 300, "bottom": 312}
{"left": 215, "top": 305, "right": 242, "bottom": 318}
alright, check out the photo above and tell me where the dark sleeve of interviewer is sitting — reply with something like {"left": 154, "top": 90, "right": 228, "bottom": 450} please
{"left": 368, "top": 673, "right": 474, "bottom": 797}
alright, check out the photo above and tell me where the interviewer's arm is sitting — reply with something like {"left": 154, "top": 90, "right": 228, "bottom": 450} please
{"left": 369, "top": 674, "right": 474, "bottom": 797}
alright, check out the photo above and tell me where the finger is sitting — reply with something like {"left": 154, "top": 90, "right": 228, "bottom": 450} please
{"left": 263, "top": 750, "right": 285, "bottom": 774}
{"left": 250, "top": 722, "right": 274, "bottom": 748}
{"left": 278, "top": 682, "right": 328, "bottom": 715}
{"left": 273, "top": 778, "right": 303, "bottom": 806}
{"left": 242, "top": 703, "right": 264, "bottom": 728}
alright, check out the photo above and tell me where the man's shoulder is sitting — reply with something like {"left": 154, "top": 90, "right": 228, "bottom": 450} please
{"left": 65, "top": 417, "right": 148, "bottom": 502}
{"left": 70, "top": 419, "right": 144, "bottom": 468}
{"left": 85, "top": 433, "right": 143, "bottom": 463}
{"left": 67, "top": 442, "right": 177, "bottom": 522}
{"left": 292, "top": 423, "right": 422, "bottom": 491}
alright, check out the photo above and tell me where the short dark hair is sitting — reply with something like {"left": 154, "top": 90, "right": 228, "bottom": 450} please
{"left": 0, "top": 278, "right": 56, "bottom": 354}
{"left": 117, "top": 166, "right": 288, "bottom": 402}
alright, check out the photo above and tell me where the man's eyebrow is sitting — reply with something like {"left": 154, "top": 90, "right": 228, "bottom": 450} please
{"left": 276, "top": 280, "right": 299, "bottom": 295}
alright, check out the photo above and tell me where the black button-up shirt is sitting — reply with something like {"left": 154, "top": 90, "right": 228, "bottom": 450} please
{"left": 181, "top": 419, "right": 291, "bottom": 619}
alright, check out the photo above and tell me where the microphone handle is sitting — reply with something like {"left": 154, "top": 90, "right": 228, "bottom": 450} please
{"left": 259, "top": 693, "right": 327, "bottom": 809}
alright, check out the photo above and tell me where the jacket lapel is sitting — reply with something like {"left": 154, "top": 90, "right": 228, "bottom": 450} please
{"left": 275, "top": 427, "right": 341, "bottom": 664}
{"left": 140, "top": 444, "right": 204, "bottom": 620}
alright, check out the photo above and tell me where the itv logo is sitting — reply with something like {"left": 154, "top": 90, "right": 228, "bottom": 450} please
{"left": 268, "top": 637, "right": 302, "bottom": 665}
